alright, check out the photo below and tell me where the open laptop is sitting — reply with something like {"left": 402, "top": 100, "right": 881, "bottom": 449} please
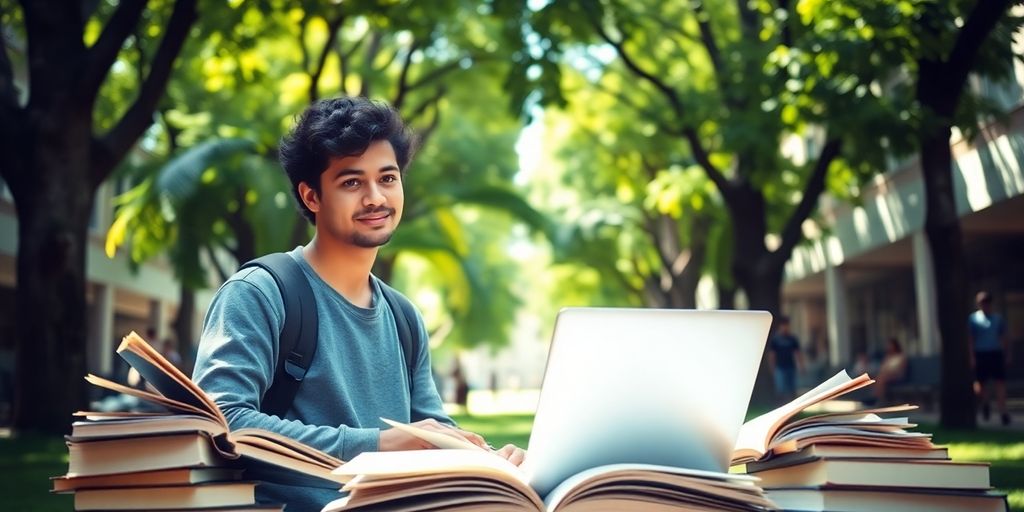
{"left": 523, "top": 307, "right": 772, "bottom": 497}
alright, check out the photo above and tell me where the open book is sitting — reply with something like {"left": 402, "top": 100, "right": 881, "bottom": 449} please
{"left": 731, "top": 370, "right": 934, "bottom": 465}
{"left": 79, "top": 332, "right": 344, "bottom": 485}
{"left": 323, "top": 449, "right": 775, "bottom": 511}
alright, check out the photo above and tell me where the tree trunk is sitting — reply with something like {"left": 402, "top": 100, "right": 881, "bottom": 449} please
{"left": 14, "top": 165, "right": 95, "bottom": 434}
{"left": 738, "top": 262, "right": 785, "bottom": 409}
{"left": 173, "top": 285, "right": 196, "bottom": 374}
{"left": 909, "top": 0, "right": 1014, "bottom": 429}
{"left": 920, "top": 128, "right": 976, "bottom": 428}
{"left": 726, "top": 185, "right": 781, "bottom": 408}
{"left": 717, "top": 283, "right": 736, "bottom": 310}
{"left": 668, "top": 212, "right": 711, "bottom": 309}
{"left": 2, "top": 0, "right": 197, "bottom": 434}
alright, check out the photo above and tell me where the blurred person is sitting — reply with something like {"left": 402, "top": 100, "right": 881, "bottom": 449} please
{"left": 451, "top": 359, "right": 469, "bottom": 408}
{"left": 191, "top": 97, "right": 524, "bottom": 510}
{"left": 160, "top": 338, "right": 183, "bottom": 369}
{"left": 851, "top": 349, "right": 871, "bottom": 377}
{"left": 871, "top": 337, "right": 908, "bottom": 405}
{"left": 968, "top": 291, "right": 1011, "bottom": 425}
{"left": 768, "top": 316, "right": 804, "bottom": 403}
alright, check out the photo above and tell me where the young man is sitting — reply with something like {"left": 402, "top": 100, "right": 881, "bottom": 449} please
{"left": 767, "top": 316, "right": 804, "bottom": 404}
{"left": 192, "top": 97, "right": 524, "bottom": 510}
{"left": 968, "top": 291, "right": 1011, "bottom": 425}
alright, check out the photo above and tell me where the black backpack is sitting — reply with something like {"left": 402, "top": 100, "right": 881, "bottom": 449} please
{"left": 239, "top": 253, "right": 421, "bottom": 417}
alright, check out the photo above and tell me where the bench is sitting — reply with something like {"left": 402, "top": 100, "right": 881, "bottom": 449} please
{"left": 889, "top": 355, "right": 941, "bottom": 410}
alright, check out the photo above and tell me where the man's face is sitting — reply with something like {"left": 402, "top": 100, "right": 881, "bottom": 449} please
{"left": 306, "top": 140, "right": 405, "bottom": 249}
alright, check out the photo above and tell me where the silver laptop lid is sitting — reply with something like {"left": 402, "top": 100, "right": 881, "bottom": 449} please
{"left": 523, "top": 308, "right": 771, "bottom": 497}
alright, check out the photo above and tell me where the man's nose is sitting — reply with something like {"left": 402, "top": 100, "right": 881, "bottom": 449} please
{"left": 363, "top": 182, "right": 386, "bottom": 207}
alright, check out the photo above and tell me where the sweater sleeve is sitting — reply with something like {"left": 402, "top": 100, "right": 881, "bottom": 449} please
{"left": 191, "top": 273, "right": 379, "bottom": 460}
{"left": 407, "top": 308, "right": 455, "bottom": 427}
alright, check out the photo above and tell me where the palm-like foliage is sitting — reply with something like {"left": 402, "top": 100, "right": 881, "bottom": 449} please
{"left": 106, "top": 137, "right": 291, "bottom": 287}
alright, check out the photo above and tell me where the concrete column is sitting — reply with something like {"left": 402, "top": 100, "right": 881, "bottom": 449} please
{"left": 912, "top": 232, "right": 941, "bottom": 356}
{"left": 149, "top": 299, "right": 166, "bottom": 341}
{"left": 789, "top": 299, "right": 810, "bottom": 350}
{"left": 864, "top": 289, "right": 877, "bottom": 351}
{"left": 825, "top": 265, "right": 851, "bottom": 368}
{"left": 88, "top": 283, "right": 115, "bottom": 376}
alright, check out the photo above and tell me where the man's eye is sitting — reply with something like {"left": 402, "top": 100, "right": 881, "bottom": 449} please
{"left": 342, "top": 179, "right": 361, "bottom": 188}
{"left": 382, "top": 174, "right": 399, "bottom": 183}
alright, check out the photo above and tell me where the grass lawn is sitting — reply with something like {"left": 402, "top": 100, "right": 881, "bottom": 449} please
{"left": 2, "top": 414, "right": 1020, "bottom": 511}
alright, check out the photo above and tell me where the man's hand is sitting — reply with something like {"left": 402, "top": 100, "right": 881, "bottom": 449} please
{"left": 494, "top": 444, "right": 527, "bottom": 466}
{"left": 379, "top": 418, "right": 488, "bottom": 451}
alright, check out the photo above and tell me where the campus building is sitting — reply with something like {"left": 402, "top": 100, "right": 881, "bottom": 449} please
{"left": 781, "top": 109, "right": 1024, "bottom": 383}
{"left": 0, "top": 180, "right": 184, "bottom": 412}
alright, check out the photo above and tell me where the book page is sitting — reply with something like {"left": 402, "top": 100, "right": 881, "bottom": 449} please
{"left": 84, "top": 374, "right": 214, "bottom": 420}
{"left": 544, "top": 463, "right": 769, "bottom": 511}
{"left": 331, "top": 450, "right": 541, "bottom": 511}
{"left": 117, "top": 332, "right": 228, "bottom": 428}
{"left": 333, "top": 449, "right": 525, "bottom": 482}
{"left": 380, "top": 418, "right": 488, "bottom": 452}
{"left": 70, "top": 414, "right": 228, "bottom": 439}
{"left": 732, "top": 370, "right": 872, "bottom": 462}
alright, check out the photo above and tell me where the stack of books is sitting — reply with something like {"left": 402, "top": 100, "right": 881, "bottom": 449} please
{"left": 732, "top": 371, "right": 1009, "bottom": 512}
{"left": 55, "top": 411, "right": 280, "bottom": 512}
{"left": 51, "top": 332, "right": 347, "bottom": 511}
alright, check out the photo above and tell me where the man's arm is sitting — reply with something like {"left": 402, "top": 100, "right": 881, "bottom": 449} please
{"left": 999, "top": 315, "right": 1011, "bottom": 364}
{"left": 407, "top": 315, "right": 453, "bottom": 425}
{"left": 967, "top": 316, "right": 977, "bottom": 368}
{"left": 193, "top": 277, "right": 376, "bottom": 460}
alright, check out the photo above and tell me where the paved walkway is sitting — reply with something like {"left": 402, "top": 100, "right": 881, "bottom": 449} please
{"left": 907, "top": 409, "right": 1024, "bottom": 432}
{"left": 807, "top": 398, "right": 1024, "bottom": 432}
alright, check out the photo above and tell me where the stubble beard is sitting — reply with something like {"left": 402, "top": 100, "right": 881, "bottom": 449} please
{"left": 350, "top": 206, "right": 398, "bottom": 248}
{"left": 351, "top": 231, "right": 394, "bottom": 248}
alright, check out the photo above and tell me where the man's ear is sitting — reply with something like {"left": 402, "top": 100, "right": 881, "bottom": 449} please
{"left": 298, "top": 181, "right": 321, "bottom": 214}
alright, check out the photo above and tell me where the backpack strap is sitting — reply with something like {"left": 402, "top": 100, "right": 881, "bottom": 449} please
{"left": 380, "top": 284, "right": 422, "bottom": 391}
{"left": 239, "top": 253, "right": 319, "bottom": 418}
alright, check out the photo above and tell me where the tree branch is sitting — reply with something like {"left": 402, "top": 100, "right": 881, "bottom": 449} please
{"left": 942, "top": 0, "right": 1013, "bottom": 106}
{"left": 309, "top": 14, "right": 345, "bottom": 103}
{"left": 692, "top": 1, "right": 726, "bottom": 82}
{"left": 406, "top": 54, "right": 492, "bottom": 92}
{"left": 298, "top": 12, "right": 310, "bottom": 74}
{"left": 358, "top": 30, "right": 383, "bottom": 97}
{"left": 773, "top": 137, "right": 841, "bottom": 264}
{"left": 776, "top": 0, "right": 794, "bottom": 47}
{"left": 684, "top": 127, "right": 731, "bottom": 196}
{"left": 584, "top": 7, "right": 729, "bottom": 196}
{"left": 405, "top": 85, "right": 446, "bottom": 126}
{"left": 392, "top": 38, "right": 421, "bottom": 110}
{"left": 377, "top": 46, "right": 401, "bottom": 75}
{"left": 337, "top": 32, "right": 367, "bottom": 97}
{"left": 735, "top": 0, "right": 760, "bottom": 42}
{"left": 82, "top": 0, "right": 147, "bottom": 101}
{"left": 588, "top": 80, "right": 665, "bottom": 124}
{"left": 418, "top": 95, "right": 444, "bottom": 146}
{"left": 584, "top": 8, "right": 686, "bottom": 118}
{"left": 205, "top": 244, "right": 230, "bottom": 284}
{"left": 91, "top": 0, "right": 197, "bottom": 186}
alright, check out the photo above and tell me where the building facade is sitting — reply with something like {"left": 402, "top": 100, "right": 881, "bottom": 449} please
{"left": 0, "top": 179, "right": 185, "bottom": 418}
{"left": 783, "top": 109, "right": 1024, "bottom": 377}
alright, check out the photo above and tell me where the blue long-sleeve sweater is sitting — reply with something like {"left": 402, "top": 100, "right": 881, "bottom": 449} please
{"left": 192, "top": 246, "right": 452, "bottom": 511}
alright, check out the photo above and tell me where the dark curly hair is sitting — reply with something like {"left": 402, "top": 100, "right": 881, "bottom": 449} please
{"left": 278, "top": 96, "right": 416, "bottom": 225}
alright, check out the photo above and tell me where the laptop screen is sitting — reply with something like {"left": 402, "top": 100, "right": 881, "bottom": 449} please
{"left": 523, "top": 308, "right": 771, "bottom": 498}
